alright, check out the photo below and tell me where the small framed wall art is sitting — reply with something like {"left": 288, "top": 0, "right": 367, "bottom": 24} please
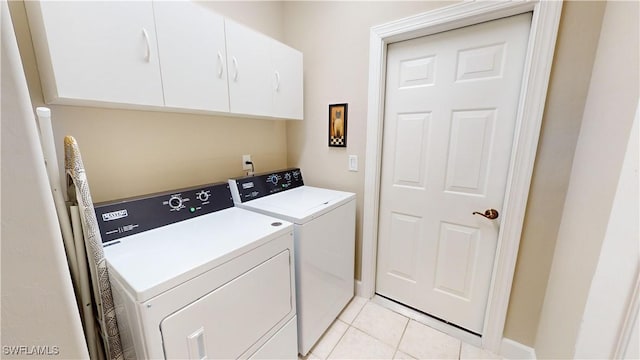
{"left": 328, "top": 103, "right": 348, "bottom": 147}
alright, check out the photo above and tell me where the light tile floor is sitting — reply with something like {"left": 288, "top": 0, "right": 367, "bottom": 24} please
{"left": 300, "top": 297, "right": 502, "bottom": 360}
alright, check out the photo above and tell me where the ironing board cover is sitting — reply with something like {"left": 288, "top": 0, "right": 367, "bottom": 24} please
{"left": 65, "top": 136, "right": 124, "bottom": 360}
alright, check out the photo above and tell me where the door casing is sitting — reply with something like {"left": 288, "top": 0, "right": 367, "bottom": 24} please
{"left": 361, "top": 1, "right": 563, "bottom": 353}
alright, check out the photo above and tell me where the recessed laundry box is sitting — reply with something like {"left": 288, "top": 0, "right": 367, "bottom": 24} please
{"left": 229, "top": 169, "right": 356, "bottom": 355}
{"left": 95, "top": 182, "right": 298, "bottom": 359}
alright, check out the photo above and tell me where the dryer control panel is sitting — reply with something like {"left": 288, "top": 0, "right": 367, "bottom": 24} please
{"left": 230, "top": 168, "right": 305, "bottom": 203}
{"left": 94, "top": 182, "right": 234, "bottom": 244}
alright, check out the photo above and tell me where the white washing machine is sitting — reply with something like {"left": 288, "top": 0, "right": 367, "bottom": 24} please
{"left": 229, "top": 168, "right": 355, "bottom": 355}
{"left": 95, "top": 182, "right": 298, "bottom": 359}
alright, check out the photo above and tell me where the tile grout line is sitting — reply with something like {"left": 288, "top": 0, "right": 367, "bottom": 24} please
{"left": 354, "top": 299, "right": 414, "bottom": 359}
{"left": 393, "top": 318, "right": 411, "bottom": 359}
{"left": 351, "top": 300, "right": 406, "bottom": 355}
{"left": 350, "top": 297, "right": 368, "bottom": 323}
{"left": 324, "top": 320, "right": 351, "bottom": 360}
{"left": 328, "top": 297, "right": 497, "bottom": 360}
{"left": 325, "top": 298, "right": 368, "bottom": 359}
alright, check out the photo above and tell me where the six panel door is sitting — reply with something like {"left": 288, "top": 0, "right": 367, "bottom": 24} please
{"left": 376, "top": 13, "right": 532, "bottom": 334}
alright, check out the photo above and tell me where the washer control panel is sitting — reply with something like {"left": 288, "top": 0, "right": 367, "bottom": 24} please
{"left": 232, "top": 168, "right": 304, "bottom": 202}
{"left": 94, "top": 182, "right": 233, "bottom": 244}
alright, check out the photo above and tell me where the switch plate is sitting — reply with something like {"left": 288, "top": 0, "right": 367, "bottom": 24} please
{"left": 242, "top": 154, "right": 252, "bottom": 170}
{"left": 348, "top": 155, "right": 358, "bottom": 171}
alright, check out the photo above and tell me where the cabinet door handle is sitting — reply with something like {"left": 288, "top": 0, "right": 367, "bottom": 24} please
{"left": 274, "top": 71, "right": 281, "bottom": 91}
{"left": 232, "top": 56, "right": 239, "bottom": 81}
{"left": 217, "top": 51, "right": 224, "bottom": 78}
{"left": 142, "top": 28, "right": 151, "bottom": 62}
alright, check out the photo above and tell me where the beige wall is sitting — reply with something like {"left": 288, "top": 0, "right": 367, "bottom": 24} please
{"left": 535, "top": 1, "right": 639, "bottom": 358}
{"left": 9, "top": 1, "right": 289, "bottom": 203}
{"left": 283, "top": 0, "right": 452, "bottom": 290}
{"left": 8, "top": 0, "right": 628, "bottom": 352}
{"left": 2, "top": 1, "right": 88, "bottom": 356}
{"left": 196, "top": 1, "right": 285, "bottom": 42}
{"left": 504, "top": 1, "right": 605, "bottom": 345}
{"left": 574, "top": 108, "right": 638, "bottom": 359}
{"left": 284, "top": 1, "right": 606, "bottom": 347}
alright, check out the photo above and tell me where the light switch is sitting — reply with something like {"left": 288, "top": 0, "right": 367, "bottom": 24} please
{"left": 348, "top": 155, "right": 358, "bottom": 172}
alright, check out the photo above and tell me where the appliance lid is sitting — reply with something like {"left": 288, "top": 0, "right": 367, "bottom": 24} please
{"left": 103, "top": 207, "right": 293, "bottom": 302}
{"left": 238, "top": 186, "right": 355, "bottom": 224}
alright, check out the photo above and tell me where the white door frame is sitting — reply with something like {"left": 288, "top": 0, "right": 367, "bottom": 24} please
{"left": 361, "top": 1, "right": 562, "bottom": 352}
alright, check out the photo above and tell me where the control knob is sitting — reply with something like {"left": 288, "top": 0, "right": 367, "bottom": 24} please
{"left": 284, "top": 173, "right": 292, "bottom": 181}
{"left": 267, "top": 174, "right": 279, "bottom": 186}
{"left": 196, "top": 190, "right": 210, "bottom": 202}
{"left": 168, "top": 195, "right": 183, "bottom": 210}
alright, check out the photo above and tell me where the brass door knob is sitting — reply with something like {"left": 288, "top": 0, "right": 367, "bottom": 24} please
{"left": 472, "top": 209, "right": 499, "bottom": 220}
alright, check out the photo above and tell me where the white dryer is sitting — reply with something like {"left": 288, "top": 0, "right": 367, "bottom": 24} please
{"left": 95, "top": 182, "right": 298, "bottom": 359}
{"left": 229, "top": 168, "right": 355, "bottom": 355}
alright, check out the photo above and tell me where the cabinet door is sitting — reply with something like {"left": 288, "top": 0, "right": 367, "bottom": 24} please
{"left": 225, "top": 19, "right": 272, "bottom": 117}
{"left": 154, "top": 1, "right": 229, "bottom": 112}
{"left": 27, "top": 1, "right": 163, "bottom": 106}
{"left": 271, "top": 41, "right": 304, "bottom": 120}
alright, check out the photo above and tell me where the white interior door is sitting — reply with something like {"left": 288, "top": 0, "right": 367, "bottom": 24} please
{"left": 376, "top": 13, "right": 531, "bottom": 334}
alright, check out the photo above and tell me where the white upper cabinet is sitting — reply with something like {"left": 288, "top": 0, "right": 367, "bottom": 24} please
{"left": 25, "top": 1, "right": 164, "bottom": 107}
{"left": 271, "top": 41, "right": 303, "bottom": 120}
{"left": 25, "top": 1, "right": 303, "bottom": 120}
{"left": 225, "top": 19, "right": 273, "bottom": 118}
{"left": 226, "top": 20, "right": 304, "bottom": 120}
{"left": 153, "top": 1, "right": 229, "bottom": 112}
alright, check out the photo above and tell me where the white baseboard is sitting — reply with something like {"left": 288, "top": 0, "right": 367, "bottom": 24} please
{"left": 355, "top": 280, "right": 364, "bottom": 297}
{"left": 500, "top": 338, "right": 536, "bottom": 359}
